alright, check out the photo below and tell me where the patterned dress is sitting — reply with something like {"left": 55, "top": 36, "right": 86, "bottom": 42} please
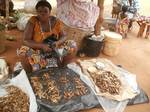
{"left": 56, "top": 0, "right": 99, "bottom": 31}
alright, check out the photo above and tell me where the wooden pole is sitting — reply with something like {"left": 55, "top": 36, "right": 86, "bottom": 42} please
{"left": 5, "top": 0, "right": 9, "bottom": 19}
{"left": 94, "top": 0, "right": 104, "bottom": 36}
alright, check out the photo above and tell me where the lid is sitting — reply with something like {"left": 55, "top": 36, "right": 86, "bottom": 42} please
{"left": 104, "top": 31, "right": 122, "bottom": 40}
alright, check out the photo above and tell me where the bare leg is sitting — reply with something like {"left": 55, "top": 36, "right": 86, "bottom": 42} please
{"left": 128, "top": 20, "right": 133, "bottom": 31}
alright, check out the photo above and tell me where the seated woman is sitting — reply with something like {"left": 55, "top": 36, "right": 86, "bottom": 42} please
{"left": 120, "top": 0, "right": 140, "bottom": 31}
{"left": 112, "top": 0, "right": 140, "bottom": 31}
{"left": 18, "top": 1, "right": 77, "bottom": 72}
{"left": 116, "top": 5, "right": 129, "bottom": 38}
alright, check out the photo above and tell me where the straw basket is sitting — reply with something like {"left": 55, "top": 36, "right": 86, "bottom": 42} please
{"left": 63, "top": 24, "right": 91, "bottom": 49}
{"left": 103, "top": 31, "right": 122, "bottom": 56}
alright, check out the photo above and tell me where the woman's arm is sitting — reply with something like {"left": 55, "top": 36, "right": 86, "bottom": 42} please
{"left": 51, "top": 17, "right": 67, "bottom": 47}
{"left": 58, "top": 29, "right": 67, "bottom": 43}
{"left": 54, "top": 29, "right": 67, "bottom": 48}
{"left": 23, "top": 21, "right": 52, "bottom": 52}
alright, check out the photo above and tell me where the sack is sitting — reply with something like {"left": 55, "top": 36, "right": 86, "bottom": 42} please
{"left": 78, "top": 58, "right": 139, "bottom": 101}
{"left": 0, "top": 59, "right": 9, "bottom": 83}
{"left": 0, "top": 70, "right": 38, "bottom": 112}
{"left": 16, "top": 13, "right": 33, "bottom": 31}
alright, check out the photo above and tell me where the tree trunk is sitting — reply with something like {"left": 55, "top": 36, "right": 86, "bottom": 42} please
{"left": 5, "top": 0, "right": 9, "bottom": 19}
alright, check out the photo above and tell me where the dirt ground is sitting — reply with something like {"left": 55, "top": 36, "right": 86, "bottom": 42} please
{"left": 0, "top": 0, "right": 150, "bottom": 112}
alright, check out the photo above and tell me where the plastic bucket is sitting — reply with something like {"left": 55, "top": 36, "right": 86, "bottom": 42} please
{"left": 103, "top": 31, "right": 122, "bottom": 56}
{"left": 82, "top": 35, "right": 103, "bottom": 57}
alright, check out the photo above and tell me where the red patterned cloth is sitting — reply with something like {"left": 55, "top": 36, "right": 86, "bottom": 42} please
{"left": 18, "top": 40, "right": 77, "bottom": 71}
{"left": 116, "top": 17, "right": 129, "bottom": 37}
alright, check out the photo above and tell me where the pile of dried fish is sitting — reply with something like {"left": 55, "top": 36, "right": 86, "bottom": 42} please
{"left": 93, "top": 71, "right": 121, "bottom": 95}
{"left": 42, "top": 73, "right": 61, "bottom": 103}
{"left": 0, "top": 85, "right": 29, "bottom": 112}
{"left": 74, "top": 77, "right": 89, "bottom": 96}
{"left": 30, "top": 77, "right": 43, "bottom": 98}
{"left": 30, "top": 71, "right": 89, "bottom": 105}
{"left": 31, "top": 73, "right": 61, "bottom": 104}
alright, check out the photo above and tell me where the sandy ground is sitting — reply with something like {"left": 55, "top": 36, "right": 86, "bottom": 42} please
{"left": 0, "top": 0, "right": 150, "bottom": 112}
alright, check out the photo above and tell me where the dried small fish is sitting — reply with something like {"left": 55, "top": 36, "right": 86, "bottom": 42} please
{"left": 30, "top": 71, "right": 89, "bottom": 104}
{"left": 31, "top": 77, "right": 44, "bottom": 99}
{"left": 43, "top": 73, "right": 50, "bottom": 80}
{"left": 92, "top": 71, "right": 121, "bottom": 95}
{"left": 59, "top": 76, "right": 69, "bottom": 84}
{"left": 0, "top": 85, "right": 29, "bottom": 112}
{"left": 74, "top": 77, "right": 89, "bottom": 96}
{"left": 64, "top": 91, "right": 74, "bottom": 100}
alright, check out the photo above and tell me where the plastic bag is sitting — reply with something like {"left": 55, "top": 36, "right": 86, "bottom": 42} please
{"left": 0, "top": 58, "right": 9, "bottom": 83}
{"left": 0, "top": 70, "right": 38, "bottom": 112}
{"left": 67, "top": 62, "right": 139, "bottom": 112}
{"left": 16, "top": 13, "right": 33, "bottom": 31}
{"left": 0, "top": 86, "right": 8, "bottom": 97}
{"left": 28, "top": 68, "right": 99, "bottom": 112}
{"left": 78, "top": 59, "right": 139, "bottom": 101}
{"left": 10, "top": 70, "right": 38, "bottom": 112}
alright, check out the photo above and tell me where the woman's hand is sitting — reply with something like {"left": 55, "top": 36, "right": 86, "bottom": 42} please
{"left": 42, "top": 44, "right": 52, "bottom": 52}
{"left": 54, "top": 41, "right": 61, "bottom": 48}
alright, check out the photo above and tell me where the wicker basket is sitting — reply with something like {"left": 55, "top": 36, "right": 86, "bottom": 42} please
{"left": 63, "top": 24, "right": 92, "bottom": 49}
{"left": 103, "top": 31, "right": 122, "bottom": 56}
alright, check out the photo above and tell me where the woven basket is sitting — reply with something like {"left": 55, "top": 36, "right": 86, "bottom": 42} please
{"left": 63, "top": 24, "right": 92, "bottom": 49}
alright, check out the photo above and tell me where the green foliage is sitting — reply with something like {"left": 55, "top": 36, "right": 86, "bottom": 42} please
{"left": 0, "top": 23, "right": 5, "bottom": 31}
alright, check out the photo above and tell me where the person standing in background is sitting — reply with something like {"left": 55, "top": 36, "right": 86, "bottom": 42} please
{"left": 56, "top": 0, "right": 105, "bottom": 52}
{"left": 118, "top": 0, "right": 140, "bottom": 30}
{"left": 56, "top": 0, "right": 104, "bottom": 35}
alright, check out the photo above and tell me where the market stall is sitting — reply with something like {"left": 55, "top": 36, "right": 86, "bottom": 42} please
{"left": 0, "top": 58, "right": 149, "bottom": 112}
{"left": 0, "top": 0, "right": 149, "bottom": 112}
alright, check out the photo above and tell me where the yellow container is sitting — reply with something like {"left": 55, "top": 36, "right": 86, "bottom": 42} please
{"left": 103, "top": 31, "right": 122, "bottom": 56}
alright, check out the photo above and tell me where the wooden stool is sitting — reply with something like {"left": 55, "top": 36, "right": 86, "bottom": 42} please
{"left": 137, "top": 21, "right": 150, "bottom": 38}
